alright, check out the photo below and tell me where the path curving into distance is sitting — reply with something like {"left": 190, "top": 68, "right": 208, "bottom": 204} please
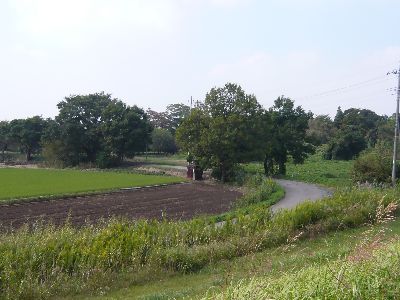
{"left": 271, "top": 179, "right": 332, "bottom": 212}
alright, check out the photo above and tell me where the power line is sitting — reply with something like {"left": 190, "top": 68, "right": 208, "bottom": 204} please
{"left": 296, "top": 75, "right": 391, "bottom": 100}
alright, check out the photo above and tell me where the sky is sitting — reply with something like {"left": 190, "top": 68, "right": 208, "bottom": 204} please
{"left": 1, "top": 0, "right": 400, "bottom": 120}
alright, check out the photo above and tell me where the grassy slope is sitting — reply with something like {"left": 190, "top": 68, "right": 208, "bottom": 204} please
{"left": 0, "top": 168, "right": 183, "bottom": 201}
{"left": 78, "top": 218, "right": 400, "bottom": 300}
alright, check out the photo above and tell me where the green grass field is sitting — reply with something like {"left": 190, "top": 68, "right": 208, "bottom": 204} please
{"left": 243, "top": 154, "right": 353, "bottom": 188}
{"left": 0, "top": 168, "right": 183, "bottom": 201}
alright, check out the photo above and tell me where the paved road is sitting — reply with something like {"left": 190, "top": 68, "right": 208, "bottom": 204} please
{"left": 271, "top": 179, "right": 331, "bottom": 212}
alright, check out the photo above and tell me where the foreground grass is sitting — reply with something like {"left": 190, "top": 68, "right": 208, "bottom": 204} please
{"left": 0, "top": 181, "right": 398, "bottom": 299}
{"left": 243, "top": 154, "right": 353, "bottom": 188}
{"left": 0, "top": 168, "right": 183, "bottom": 201}
{"left": 209, "top": 222, "right": 400, "bottom": 299}
{"left": 83, "top": 218, "right": 400, "bottom": 299}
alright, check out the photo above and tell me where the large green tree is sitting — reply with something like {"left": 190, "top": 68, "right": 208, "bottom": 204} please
{"left": 325, "top": 107, "right": 384, "bottom": 160}
{"left": 264, "top": 97, "right": 313, "bottom": 175}
{"left": 151, "top": 128, "right": 177, "bottom": 154}
{"left": 9, "top": 116, "right": 47, "bottom": 161}
{"left": 0, "top": 121, "right": 11, "bottom": 162}
{"left": 306, "top": 115, "right": 335, "bottom": 146}
{"left": 43, "top": 93, "right": 151, "bottom": 167}
{"left": 147, "top": 103, "right": 190, "bottom": 134}
{"left": 177, "top": 83, "right": 264, "bottom": 182}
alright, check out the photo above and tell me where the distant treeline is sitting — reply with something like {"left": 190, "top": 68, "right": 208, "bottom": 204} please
{"left": 0, "top": 84, "right": 395, "bottom": 181}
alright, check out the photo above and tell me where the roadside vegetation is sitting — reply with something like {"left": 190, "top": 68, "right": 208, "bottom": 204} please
{"left": 84, "top": 213, "right": 400, "bottom": 299}
{"left": 0, "top": 168, "right": 182, "bottom": 202}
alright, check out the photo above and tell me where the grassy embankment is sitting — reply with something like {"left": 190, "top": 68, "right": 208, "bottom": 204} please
{"left": 0, "top": 168, "right": 183, "bottom": 203}
{"left": 85, "top": 213, "right": 400, "bottom": 300}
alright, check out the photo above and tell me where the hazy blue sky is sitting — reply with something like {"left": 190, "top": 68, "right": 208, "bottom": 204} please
{"left": 1, "top": 0, "right": 399, "bottom": 120}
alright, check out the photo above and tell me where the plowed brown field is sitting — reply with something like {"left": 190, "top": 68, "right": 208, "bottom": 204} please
{"left": 0, "top": 183, "right": 242, "bottom": 229}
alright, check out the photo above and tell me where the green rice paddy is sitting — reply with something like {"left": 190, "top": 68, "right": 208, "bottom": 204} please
{"left": 0, "top": 168, "right": 183, "bottom": 201}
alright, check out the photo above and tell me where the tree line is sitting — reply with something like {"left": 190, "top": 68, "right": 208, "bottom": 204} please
{"left": 176, "top": 83, "right": 313, "bottom": 182}
{"left": 0, "top": 83, "right": 395, "bottom": 182}
{"left": 0, "top": 93, "right": 190, "bottom": 167}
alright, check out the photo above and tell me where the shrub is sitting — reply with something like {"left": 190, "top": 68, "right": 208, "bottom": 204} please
{"left": 352, "top": 142, "right": 399, "bottom": 184}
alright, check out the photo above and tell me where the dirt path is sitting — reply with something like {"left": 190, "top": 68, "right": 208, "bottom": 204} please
{"left": 0, "top": 183, "right": 242, "bottom": 230}
{"left": 271, "top": 179, "right": 331, "bottom": 212}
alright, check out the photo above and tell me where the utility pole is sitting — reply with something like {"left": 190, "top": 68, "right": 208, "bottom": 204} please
{"left": 391, "top": 65, "right": 400, "bottom": 186}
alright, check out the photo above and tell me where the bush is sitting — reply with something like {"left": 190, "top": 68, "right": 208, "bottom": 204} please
{"left": 352, "top": 142, "right": 399, "bottom": 184}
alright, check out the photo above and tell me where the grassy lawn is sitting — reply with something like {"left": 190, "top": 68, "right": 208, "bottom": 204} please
{"left": 284, "top": 155, "right": 353, "bottom": 187}
{"left": 0, "top": 168, "right": 183, "bottom": 201}
{"left": 243, "top": 154, "right": 353, "bottom": 188}
{"left": 75, "top": 217, "right": 400, "bottom": 299}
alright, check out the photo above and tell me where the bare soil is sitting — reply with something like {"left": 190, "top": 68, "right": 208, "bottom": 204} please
{"left": 0, "top": 182, "right": 242, "bottom": 229}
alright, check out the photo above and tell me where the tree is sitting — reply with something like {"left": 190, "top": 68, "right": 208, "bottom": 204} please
{"left": 9, "top": 116, "right": 47, "bottom": 161}
{"left": 0, "top": 121, "right": 11, "bottom": 162}
{"left": 334, "top": 106, "right": 344, "bottom": 128}
{"left": 176, "top": 83, "right": 264, "bottom": 182}
{"left": 176, "top": 108, "right": 210, "bottom": 167}
{"left": 146, "top": 109, "right": 172, "bottom": 131}
{"left": 324, "top": 127, "right": 366, "bottom": 160}
{"left": 54, "top": 92, "right": 111, "bottom": 165}
{"left": 147, "top": 103, "right": 190, "bottom": 134}
{"left": 151, "top": 128, "right": 177, "bottom": 154}
{"left": 334, "top": 108, "right": 383, "bottom": 147}
{"left": 325, "top": 108, "right": 384, "bottom": 160}
{"left": 264, "top": 97, "right": 313, "bottom": 175}
{"left": 165, "top": 103, "right": 190, "bottom": 133}
{"left": 101, "top": 101, "right": 152, "bottom": 162}
{"left": 306, "top": 115, "right": 335, "bottom": 146}
{"left": 43, "top": 92, "right": 152, "bottom": 167}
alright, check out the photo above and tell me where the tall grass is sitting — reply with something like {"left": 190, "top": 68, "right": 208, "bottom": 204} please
{"left": 0, "top": 183, "right": 398, "bottom": 299}
{"left": 208, "top": 236, "right": 400, "bottom": 299}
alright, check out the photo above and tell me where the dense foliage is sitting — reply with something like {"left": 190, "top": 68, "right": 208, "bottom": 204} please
{"left": 264, "top": 97, "right": 313, "bottom": 175}
{"left": 41, "top": 93, "right": 152, "bottom": 168}
{"left": 146, "top": 103, "right": 190, "bottom": 134}
{"left": 352, "top": 142, "right": 399, "bottom": 184}
{"left": 177, "top": 83, "right": 265, "bottom": 181}
{"left": 151, "top": 128, "right": 177, "bottom": 154}
{"left": 176, "top": 84, "right": 312, "bottom": 181}
{"left": 324, "top": 107, "right": 387, "bottom": 160}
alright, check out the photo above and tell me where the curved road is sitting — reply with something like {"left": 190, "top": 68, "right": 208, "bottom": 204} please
{"left": 271, "top": 179, "right": 331, "bottom": 212}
